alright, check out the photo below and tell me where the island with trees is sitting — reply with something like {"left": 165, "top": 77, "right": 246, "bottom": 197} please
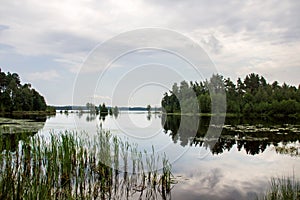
{"left": 162, "top": 73, "right": 300, "bottom": 118}
{"left": 84, "top": 102, "right": 119, "bottom": 120}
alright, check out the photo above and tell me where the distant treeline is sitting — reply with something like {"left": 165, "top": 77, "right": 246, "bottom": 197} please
{"left": 161, "top": 73, "right": 300, "bottom": 117}
{"left": 55, "top": 106, "right": 84, "bottom": 111}
{"left": 0, "top": 70, "right": 53, "bottom": 113}
{"left": 55, "top": 106, "right": 161, "bottom": 111}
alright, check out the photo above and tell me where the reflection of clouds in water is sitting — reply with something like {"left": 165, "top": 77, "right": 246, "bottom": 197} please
{"left": 173, "top": 168, "right": 265, "bottom": 200}
{"left": 200, "top": 168, "right": 222, "bottom": 189}
{"left": 170, "top": 144, "right": 294, "bottom": 200}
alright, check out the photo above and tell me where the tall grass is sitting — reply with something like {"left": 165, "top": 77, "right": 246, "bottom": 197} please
{"left": 262, "top": 176, "right": 300, "bottom": 200}
{"left": 0, "top": 129, "right": 174, "bottom": 199}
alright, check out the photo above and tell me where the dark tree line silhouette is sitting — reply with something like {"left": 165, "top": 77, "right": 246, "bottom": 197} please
{"left": 162, "top": 73, "right": 300, "bottom": 117}
{"left": 85, "top": 102, "right": 119, "bottom": 121}
{"left": 0, "top": 69, "right": 48, "bottom": 112}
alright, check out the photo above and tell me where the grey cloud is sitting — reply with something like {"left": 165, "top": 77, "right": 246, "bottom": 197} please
{"left": 148, "top": 0, "right": 300, "bottom": 44}
{"left": 40, "top": 31, "right": 97, "bottom": 54}
{"left": 0, "top": 43, "right": 14, "bottom": 50}
{"left": 173, "top": 167, "right": 266, "bottom": 200}
{"left": 201, "top": 35, "right": 223, "bottom": 54}
{"left": 0, "top": 24, "right": 9, "bottom": 31}
{"left": 199, "top": 168, "right": 223, "bottom": 189}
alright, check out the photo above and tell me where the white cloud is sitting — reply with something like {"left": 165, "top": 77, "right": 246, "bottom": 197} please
{"left": 92, "top": 95, "right": 112, "bottom": 100}
{"left": 26, "top": 70, "right": 60, "bottom": 81}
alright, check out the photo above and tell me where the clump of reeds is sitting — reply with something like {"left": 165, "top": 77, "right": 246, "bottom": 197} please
{"left": 262, "top": 175, "right": 300, "bottom": 200}
{"left": 0, "top": 129, "right": 174, "bottom": 199}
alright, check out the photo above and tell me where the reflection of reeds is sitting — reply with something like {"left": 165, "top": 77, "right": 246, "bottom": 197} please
{"left": 262, "top": 175, "right": 300, "bottom": 200}
{"left": 0, "top": 129, "right": 174, "bottom": 199}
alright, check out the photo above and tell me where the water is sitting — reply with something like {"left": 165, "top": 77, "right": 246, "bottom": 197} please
{"left": 3, "top": 112, "right": 300, "bottom": 199}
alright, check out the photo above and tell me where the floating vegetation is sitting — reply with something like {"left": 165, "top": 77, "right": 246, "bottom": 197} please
{"left": 163, "top": 115, "right": 300, "bottom": 153}
{"left": 0, "top": 130, "right": 174, "bottom": 200}
{"left": 222, "top": 124, "right": 300, "bottom": 134}
{"left": 187, "top": 122, "right": 300, "bottom": 155}
{"left": 0, "top": 117, "right": 45, "bottom": 134}
{"left": 275, "top": 145, "right": 300, "bottom": 157}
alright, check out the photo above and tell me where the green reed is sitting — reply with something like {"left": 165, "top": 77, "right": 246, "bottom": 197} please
{"left": 262, "top": 175, "right": 300, "bottom": 200}
{"left": 0, "top": 129, "right": 174, "bottom": 199}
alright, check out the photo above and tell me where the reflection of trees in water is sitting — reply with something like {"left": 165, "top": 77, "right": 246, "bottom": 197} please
{"left": 162, "top": 114, "right": 201, "bottom": 147}
{"left": 275, "top": 146, "right": 300, "bottom": 157}
{"left": 206, "top": 137, "right": 269, "bottom": 155}
{"left": 147, "top": 112, "right": 151, "bottom": 121}
{"left": 86, "top": 113, "right": 97, "bottom": 122}
{"left": 100, "top": 113, "right": 107, "bottom": 121}
{"left": 162, "top": 114, "right": 300, "bottom": 155}
{"left": 84, "top": 111, "right": 120, "bottom": 123}
{"left": 0, "top": 116, "right": 47, "bottom": 152}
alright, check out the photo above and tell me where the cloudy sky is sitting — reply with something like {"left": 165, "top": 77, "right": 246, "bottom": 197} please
{"left": 0, "top": 0, "right": 299, "bottom": 106}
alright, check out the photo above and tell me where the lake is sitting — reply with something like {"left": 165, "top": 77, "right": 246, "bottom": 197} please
{"left": 1, "top": 111, "right": 300, "bottom": 199}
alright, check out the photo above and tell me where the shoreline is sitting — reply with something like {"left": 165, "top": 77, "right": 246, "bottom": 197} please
{"left": 161, "top": 112, "right": 300, "bottom": 119}
{"left": 0, "top": 111, "right": 56, "bottom": 118}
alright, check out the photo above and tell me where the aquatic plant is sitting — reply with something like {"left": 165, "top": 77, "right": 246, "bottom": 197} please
{"left": 0, "top": 129, "right": 174, "bottom": 199}
{"left": 262, "top": 175, "right": 300, "bottom": 200}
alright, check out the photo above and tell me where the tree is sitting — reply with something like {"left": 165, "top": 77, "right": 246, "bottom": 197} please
{"left": 113, "top": 106, "right": 119, "bottom": 117}
{"left": 208, "top": 74, "right": 225, "bottom": 94}
{"left": 146, "top": 104, "right": 151, "bottom": 112}
{"left": 179, "top": 81, "right": 190, "bottom": 100}
{"left": 244, "top": 73, "right": 260, "bottom": 94}
{"left": 0, "top": 70, "right": 48, "bottom": 112}
{"left": 225, "top": 78, "right": 236, "bottom": 96}
{"left": 172, "top": 83, "right": 179, "bottom": 96}
{"left": 86, "top": 102, "right": 96, "bottom": 113}
{"left": 236, "top": 77, "right": 245, "bottom": 99}
{"left": 198, "top": 94, "right": 211, "bottom": 113}
{"left": 161, "top": 73, "right": 300, "bottom": 117}
{"left": 296, "top": 85, "right": 300, "bottom": 102}
{"left": 99, "top": 103, "right": 108, "bottom": 116}
{"left": 21, "top": 84, "right": 33, "bottom": 111}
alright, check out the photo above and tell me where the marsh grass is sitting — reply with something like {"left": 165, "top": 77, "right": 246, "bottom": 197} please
{"left": 0, "top": 129, "right": 174, "bottom": 199}
{"left": 263, "top": 175, "right": 300, "bottom": 200}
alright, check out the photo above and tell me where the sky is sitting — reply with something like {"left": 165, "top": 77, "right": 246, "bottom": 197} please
{"left": 0, "top": 0, "right": 299, "bottom": 106}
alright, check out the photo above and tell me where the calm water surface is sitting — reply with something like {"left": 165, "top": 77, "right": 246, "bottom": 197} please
{"left": 36, "top": 112, "right": 300, "bottom": 200}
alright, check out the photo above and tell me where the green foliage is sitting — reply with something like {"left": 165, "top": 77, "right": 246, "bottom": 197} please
{"left": 161, "top": 73, "right": 300, "bottom": 117}
{"left": 0, "top": 69, "right": 47, "bottom": 112}
{"left": 162, "top": 74, "right": 225, "bottom": 114}
{"left": 198, "top": 94, "right": 211, "bottom": 113}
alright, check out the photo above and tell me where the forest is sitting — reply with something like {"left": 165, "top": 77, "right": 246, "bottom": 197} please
{"left": 0, "top": 69, "right": 49, "bottom": 112}
{"left": 161, "top": 73, "right": 300, "bottom": 117}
